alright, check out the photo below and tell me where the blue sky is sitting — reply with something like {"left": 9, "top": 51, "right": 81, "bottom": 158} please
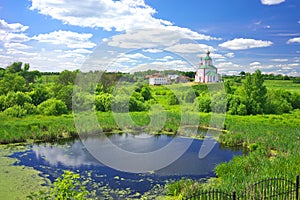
{"left": 0, "top": 0, "right": 299, "bottom": 75}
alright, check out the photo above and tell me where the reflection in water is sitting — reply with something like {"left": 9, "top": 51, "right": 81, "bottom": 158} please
{"left": 11, "top": 133, "right": 242, "bottom": 198}
{"left": 33, "top": 141, "right": 101, "bottom": 167}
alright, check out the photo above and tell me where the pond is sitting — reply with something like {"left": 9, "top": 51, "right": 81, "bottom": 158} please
{"left": 9, "top": 133, "right": 242, "bottom": 199}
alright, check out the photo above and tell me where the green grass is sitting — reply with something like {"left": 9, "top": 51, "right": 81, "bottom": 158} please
{"left": 165, "top": 110, "right": 300, "bottom": 198}
{"left": 261, "top": 80, "right": 300, "bottom": 93}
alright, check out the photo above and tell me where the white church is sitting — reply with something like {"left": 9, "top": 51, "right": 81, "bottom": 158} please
{"left": 195, "top": 51, "right": 221, "bottom": 83}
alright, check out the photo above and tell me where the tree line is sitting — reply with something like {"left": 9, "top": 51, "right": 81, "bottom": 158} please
{"left": 0, "top": 62, "right": 299, "bottom": 117}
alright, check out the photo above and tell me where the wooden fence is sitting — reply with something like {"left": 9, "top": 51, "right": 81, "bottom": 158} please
{"left": 185, "top": 175, "right": 299, "bottom": 200}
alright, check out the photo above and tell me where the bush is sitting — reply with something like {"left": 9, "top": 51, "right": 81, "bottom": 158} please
{"left": 264, "top": 90, "right": 293, "bottom": 114}
{"left": 3, "top": 105, "right": 27, "bottom": 118}
{"left": 193, "top": 95, "right": 211, "bottom": 112}
{"left": 4, "top": 91, "right": 32, "bottom": 109}
{"left": 140, "top": 85, "right": 152, "bottom": 100}
{"left": 0, "top": 95, "right": 5, "bottom": 111}
{"left": 111, "top": 95, "right": 148, "bottom": 113}
{"left": 37, "top": 98, "right": 68, "bottom": 116}
{"left": 95, "top": 93, "right": 112, "bottom": 112}
{"left": 23, "top": 102, "right": 37, "bottom": 114}
{"left": 184, "top": 90, "right": 197, "bottom": 103}
{"left": 28, "top": 170, "right": 90, "bottom": 200}
{"left": 168, "top": 94, "right": 180, "bottom": 105}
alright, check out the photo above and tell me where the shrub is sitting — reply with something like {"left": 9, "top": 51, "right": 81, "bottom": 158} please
{"left": 28, "top": 170, "right": 90, "bottom": 200}
{"left": 3, "top": 105, "right": 27, "bottom": 118}
{"left": 95, "top": 93, "right": 112, "bottom": 112}
{"left": 4, "top": 91, "right": 32, "bottom": 109}
{"left": 193, "top": 95, "right": 211, "bottom": 112}
{"left": 184, "top": 90, "right": 197, "bottom": 103}
{"left": 168, "top": 94, "right": 180, "bottom": 105}
{"left": 37, "top": 98, "right": 68, "bottom": 116}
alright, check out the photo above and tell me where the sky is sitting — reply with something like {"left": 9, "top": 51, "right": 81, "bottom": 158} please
{"left": 0, "top": 0, "right": 299, "bottom": 75}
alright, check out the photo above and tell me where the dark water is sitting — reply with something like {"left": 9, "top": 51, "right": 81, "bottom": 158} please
{"left": 10, "top": 133, "right": 242, "bottom": 199}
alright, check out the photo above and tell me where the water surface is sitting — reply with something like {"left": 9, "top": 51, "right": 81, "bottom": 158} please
{"left": 10, "top": 133, "right": 242, "bottom": 198}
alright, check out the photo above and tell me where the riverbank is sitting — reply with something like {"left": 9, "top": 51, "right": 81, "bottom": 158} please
{"left": 1, "top": 110, "right": 300, "bottom": 199}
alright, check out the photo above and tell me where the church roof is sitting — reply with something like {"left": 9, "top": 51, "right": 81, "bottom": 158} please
{"left": 199, "top": 65, "right": 217, "bottom": 69}
{"left": 204, "top": 51, "right": 212, "bottom": 60}
{"left": 206, "top": 70, "right": 219, "bottom": 77}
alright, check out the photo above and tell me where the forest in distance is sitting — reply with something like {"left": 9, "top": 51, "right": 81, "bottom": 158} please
{"left": 0, "top": 61, "right": 300, "bottom": 199}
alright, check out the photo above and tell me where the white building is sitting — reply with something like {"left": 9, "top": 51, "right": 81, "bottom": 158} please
{"left": 195, "top": 51, "right": 221, "bottom": 83}
{"left": 149, "top": 77, "right": 169, "bottom": 85}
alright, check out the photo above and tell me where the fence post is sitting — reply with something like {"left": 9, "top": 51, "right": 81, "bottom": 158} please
{"left": 296, "top": 175, "right": 299, "bottom": 200}
{"left": 232, "top": 191, "right": 236, "bottom": 200}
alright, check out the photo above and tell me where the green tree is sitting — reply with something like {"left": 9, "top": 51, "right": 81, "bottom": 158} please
{"left": 37, "top": 99, "right": 68, "bottom": 116}
{"left": 4, "top": 91, "right": 32, "bottom": 109}
{"left": 95, "top": 93, "right": 112, "bottom": 112}
{"left": 240, "top": 70, "right": 267, "bottom": 114}
{"left": 264, "top": 90, "right": 293, "bottom": 114}
{"left": 140, "top": 85, "right": 152, "bottom": 101}
{"left": 29, "top": 84, "right": 50, "bottom": 106}
{"left": 168, "top": 94, "right": 180, "bottom": 105}
{"left": 184, "top": 89, "right": 197, "bottom": 103}
{"left": 57, "top": 70, "right": 78, "bottom": 86}
{"left": 6, "top": 62, "right": 23, "bottom": 73}
{"left": 0, "top": 73, "right": 27, "bottom": 95}
{"left": 193, "top": 94, "right": 211, "bottom": 112}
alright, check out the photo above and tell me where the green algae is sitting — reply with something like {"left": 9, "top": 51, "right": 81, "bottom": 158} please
{"left": 0, "top": 144, "right": 50, "bottom": 200}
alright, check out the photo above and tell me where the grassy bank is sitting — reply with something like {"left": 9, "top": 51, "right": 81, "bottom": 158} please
{"left": 1, "top": 110, "right": 300, "bottom": 199}
{"left": 166, "top": 109, "right": 300, "bottom": 198}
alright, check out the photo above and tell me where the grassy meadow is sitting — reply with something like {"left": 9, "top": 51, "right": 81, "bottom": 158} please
{"left": 1, "top": 71, "right": 300, "bottom": 199}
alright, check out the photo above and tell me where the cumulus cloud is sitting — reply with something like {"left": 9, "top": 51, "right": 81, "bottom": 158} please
{"left": 219, "top": 38, "right": 273, "bottom": 50}
{"left": 250, "top": 62, "right": 261, "bottom": 66}
{"left": 29, "top": 0, "right": 219, "bottom": 43}
{"left": 261, "top": 0, "right": 285, "bottom": 5}
{"left": 142, "top": 48, "right": 163, "bottom": 53}
{"left": 32, "top": 30, "right": 96, "bottom": 49}
{"left": 0, "top": 19, "right": 29, "bottom": 33}
{"left": 165, "top": 43, "right": 215, "bottom": 53}
{"left": 225, "top": 52, "right": 235, "bottom": 58}
{"left": 287, "top": 37, "right": 300, "bottom": 44}
{"left": 30, "top": 0, "right": 169, "bottom": 31}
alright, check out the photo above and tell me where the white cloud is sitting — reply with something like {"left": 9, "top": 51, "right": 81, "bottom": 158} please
{"left": 30, "top": 0, "right": 170, "bottom": 31}
{"left": 157, "top": 56, "right": 174, "bottom": 62}
{"left": 4, "top": 42, "right": 32, "bottom": 50}
{"left": 122, "top": 53, "right": 151, "bottom": 60}
{"left": 29, "top": 0, "right": 219, "bottom": 44}
{"left": 165, "top": 43, "right": 214, "bottom": 53}
{"left": 287, "top": 37, "right": 300, "bottom": 44}
{"left": 132, "top": 59, "right": 191, "bottom": 72}
{"left": 271, "top": 59, "right": 288, "bottom": 62}
{"left": 142, "top": 48, "right": 163, "bottom": 53}
{"left": 288, "top": 63, "right": 299, "bottom": 67}
{"left": 219, "top": 38, "right": 273, "bottom": 50}
{"left": 0, "top": 19, "right": 30, "bottom": 42}
{"left": 32, "top": 30, "right": 96, "bottom": 48}
{"left": 66, "top": 49, "right": 93, "bottom": 54}
{"left": 3, "top": 33, "right": 29, "bottom": 43}
{"left": 107, "top": 29, "right": 180, "bottom": 49}
{"left": 165, "top": 26, "right": 221, "bottom": 41}
{"left": 250, "top": 62, "right": 261, "bottom": 66}
{"left": 0, "top": 19, "right": 29, "bottom": 32}
{"left": 261, "top": 0, "right": 285, "bottom": 5}
{"left": 225, "top": 52, "right": 235, "bottom": 58}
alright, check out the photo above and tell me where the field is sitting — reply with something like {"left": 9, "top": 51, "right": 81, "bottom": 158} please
{"left": 264, "top": 80, "right": 300, "bottom": 93}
